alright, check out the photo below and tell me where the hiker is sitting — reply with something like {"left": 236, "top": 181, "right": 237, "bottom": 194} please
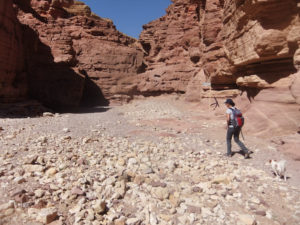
{"left": 224, "top": 99, "right": 249, "bottom": 158}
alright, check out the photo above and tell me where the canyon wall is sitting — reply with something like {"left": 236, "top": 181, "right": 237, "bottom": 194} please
{"left": 138, "top": 0, "right": 300, "bottom": 142}
{"left": 1, "top": 0, "right": 143, "bottom": 108}
{"left": 219, "top": 0, "right": 300, "bottom": 139}
{"left": 1, "top": 0, "right": 300, "bottom": 114}
{"left": 0, "top": 0, "right": 27, "bottom": 103}
{"left": 138, "top": 0, "right": 202, "bottom": 98}
{"left": 139, "top": 0, "right": 300, "bottom": 103}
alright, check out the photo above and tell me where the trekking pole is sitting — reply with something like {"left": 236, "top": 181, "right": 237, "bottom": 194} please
{"left": 241, "top": 128, "right": 245, "bottom": 141}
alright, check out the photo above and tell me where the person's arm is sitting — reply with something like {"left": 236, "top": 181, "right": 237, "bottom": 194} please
{"left": 226, "top": 109, "right": 231, "bottom": 127}
{"left": 226, "top": 113, "right": 230, "bottom": 127}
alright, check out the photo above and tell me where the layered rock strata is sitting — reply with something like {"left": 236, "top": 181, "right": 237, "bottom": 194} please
{"left": 1, "top": 0, "right": 300, "bottom": 113}
{"left": 139, "top": 0, "right": 300, "bottom": 102}
{"left": 138, "top": 0, "right": 202, "bottom": 96}
{"left": 137, "top": 0, "right": 300, "bottom": 138}
{"left": 1, "top": 0, "right": 143, "bottom": 108}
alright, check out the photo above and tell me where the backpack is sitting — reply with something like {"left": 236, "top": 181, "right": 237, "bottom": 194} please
{"left": 230, "top": 108, "right": 244, "bottom": 128}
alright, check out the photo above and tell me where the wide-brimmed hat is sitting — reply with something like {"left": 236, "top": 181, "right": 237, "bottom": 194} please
{"left": 224, "top": 98, "right": 235, "bottom": 106}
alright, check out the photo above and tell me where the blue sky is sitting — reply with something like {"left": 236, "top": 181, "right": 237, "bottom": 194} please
{"left": 80, "top": 0, "right": 172, "bottom": 38}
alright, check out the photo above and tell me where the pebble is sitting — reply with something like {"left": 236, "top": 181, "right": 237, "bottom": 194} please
{"left": 43, "top": 112, "right": 54, "bottom": 117}
{"left": 28, "top": 207, "right": 58, "bottom": 224}
{"left": 63, "top": 128, "right": 70, "bottom": 133}
{"left": 45, "top": 168, "right": 57, "bottom": 177}
{"left": 238, "top": 214, "right": 257, "bottom": 225}
{"left": 151, "top": 187, "right": 169, "bottom": 200}
{"left": 14, "top": 176, "right": 26, "bottom": 184}
{"left": 0, "top": 201, "right": 15, "bottom": 212}
{"left": 93, "top": 200, "right": 107, "bottom": 214}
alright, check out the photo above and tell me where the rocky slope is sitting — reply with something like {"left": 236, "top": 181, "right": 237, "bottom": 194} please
{"left": 1, "top": 97, "right": 300, "bottom": 225}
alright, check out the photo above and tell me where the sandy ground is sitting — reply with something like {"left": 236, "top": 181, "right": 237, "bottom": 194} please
{"left": 0, "top": 95, "right": 300, "bottom": 225}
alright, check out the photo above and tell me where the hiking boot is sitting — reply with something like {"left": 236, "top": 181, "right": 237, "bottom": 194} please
{"left": 225, "top": 153, "right": 232, "bottom": 157}
{"left": 244, "top": 152, "right": 250, "bottom": 159}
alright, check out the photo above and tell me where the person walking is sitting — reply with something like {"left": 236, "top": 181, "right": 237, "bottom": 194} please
{"left": 224, "top": 99, "right": 250, "bottom": 158}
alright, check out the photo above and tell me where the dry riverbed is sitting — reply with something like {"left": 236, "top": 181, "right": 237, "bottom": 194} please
{"left": 0, "top": 96, "right": 300, "bottom": 225}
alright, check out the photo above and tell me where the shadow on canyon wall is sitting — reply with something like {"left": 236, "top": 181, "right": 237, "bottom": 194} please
{"left": 238, "top": 57, "right": 297, "bottom": 100}
{"left": 0, "top": 5, "right": 109, "bottom": 118}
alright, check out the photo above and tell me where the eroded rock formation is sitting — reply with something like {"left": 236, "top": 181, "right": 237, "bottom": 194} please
{"left": 138, "top": 0, "right": 300, "bottom": 101}
{"left": 138, "top": 0, "right": 202, "bottom": 96}
{"left": 1, "top": 0, "right": 300, "bottom": 113}
{"left": 1, "top": 0, "right": 143, "bottom": 108}
{"left": 137, "top": 0, "right": 300, "bottom": 140}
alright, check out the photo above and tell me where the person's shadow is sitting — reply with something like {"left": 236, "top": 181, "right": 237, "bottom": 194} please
{"left": 231, "top": 150, "right": 254, "bottom": 158}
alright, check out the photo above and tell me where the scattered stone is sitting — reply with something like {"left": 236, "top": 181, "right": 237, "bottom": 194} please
{"left": 1, "top": 97, "right": 300, "bottom": 225}
{"left": 45, "top": 168, "right": 57, "bottom": 177}
{"left": 114, "top": 217, "right": 126, "bottom": 225}
{"left": 34, "top": 189, "right": 45, "bottom": 198}
{"left": 126, "top": 218, "right": 141, "bottom": 225}
{"left": 23, "top": 165, "right": 44, "bottom": 173}
{"left": 48, "top": 220, "right": 63, "bottom": 225}
{"left": 150, "top": 181, "right": 167, "bottom": 188}
{"left": 192, "top": 187, "right": 203, "bottom": 193}
{"left": 238, "top": 214, "right": 257, "bottom": 225}
{"left": 186, "top": 205, "right": 202, "bottom": 214}
{"left": 25, "top": 155, "right": 38, "bottom": 164}
{"left": 14, "top": 193, "right": 29, "bottom": 203}
{"left": 151, "top": 187, "right": 170, "bottom": 200}
{"left": 63, "top": 128, "right": 70, "bottom": 133}
{"left": 71, "top": 187, "right": 85, "bottom": 196}
{"left": 0, "top": 201, "right": 15, "bottom": 212}
{"left": 255, "top": 211, "right": 266, "bottom": 216}
{"left": 14, "top": 176, "right": 26, "bottom": 184}
{"left": 43, "top": 112, "right": 54, "bottom": 117}
{"left": 28, "top": 207, "right": 58, "bottom": 224}
{"left": 93, "top": 200, "right": 107, "bottom": 214}
{"left": 86, "top": 208, "right": 95, "bottom": 221}
{"left": 127, "top": 158, "right": 138, "bottom": 167}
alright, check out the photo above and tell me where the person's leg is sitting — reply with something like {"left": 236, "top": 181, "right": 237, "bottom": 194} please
{"left": 233, "top": 128, "right": 248, "bottom": 154}
{"left": 226, "top": 127, "right": 234, "bottom": 156}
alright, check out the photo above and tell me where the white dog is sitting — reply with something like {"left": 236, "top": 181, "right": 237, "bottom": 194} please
{"left": 269, "top": 160, "right": 287, "bottom": 181}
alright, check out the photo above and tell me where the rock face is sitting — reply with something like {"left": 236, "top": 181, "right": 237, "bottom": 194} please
{"left": 138, "top": 0, "right": 202, "bottom": 95}
{"left": 211, "top": 0, "right": 300, "bottom": 137}
{"left": 139, "top": 0, "right": 300, "bottom": 101}
{"left": 22, "top": 0, "right": 144, "bottom": 107}
{"left": 0, "top": 0, "right": 27, "bottom": 103}
{"left": 137, "top": 0, "right": 300, "bottom": 137}
{"left": 1, "top": 0, "right": 300, "bottom": 117}
{"left": 1, "top": 0, "right": 143, "bottom": 108}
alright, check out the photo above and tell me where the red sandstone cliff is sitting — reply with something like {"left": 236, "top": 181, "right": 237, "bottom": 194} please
{"left": 139, "top": 0, "right": 300, "bottom": 103}
{"left": 0, "top": 0, "right": 27, "bottom": 103}
{"left": 137, "top": 0, "right": 300, "bottom": 143}
{"left": 1, "top": 0, "right": 144, "bottom": 108}
{"left": 1, "top": 0, "right": 300, "bottom": 115}
{"left": 138, "top": 0, "right": 202, "bottom": 97}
